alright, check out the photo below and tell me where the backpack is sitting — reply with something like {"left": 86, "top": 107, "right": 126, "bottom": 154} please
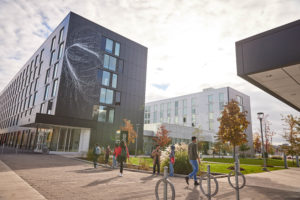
{"left": 95, "top": 147, "right": 101, "bottom": 155}
{"left": 120, "top": 147, "right": 127, "bottom": 161}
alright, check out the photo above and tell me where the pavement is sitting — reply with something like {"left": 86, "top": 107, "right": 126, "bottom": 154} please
{"left": 0, "top": 153, "right": 300, "bottom": 200}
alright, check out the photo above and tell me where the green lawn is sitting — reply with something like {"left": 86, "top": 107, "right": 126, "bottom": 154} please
{"left": 203, "top": 157, "right": 298, "bottom": 167}
{"left": 201, "top": 163, "right": 283, "bottom": 175}
{"left": 128, "top": 157, "right": 153, "bottom": 167}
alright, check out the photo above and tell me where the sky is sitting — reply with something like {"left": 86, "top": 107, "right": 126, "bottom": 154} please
{"left": 0, "top": 0, "right": 299, "bottom": 144}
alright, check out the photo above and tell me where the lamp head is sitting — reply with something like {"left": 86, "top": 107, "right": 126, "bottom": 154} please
{"left": 257, "top": 112, "right": 264, "bottom": 120}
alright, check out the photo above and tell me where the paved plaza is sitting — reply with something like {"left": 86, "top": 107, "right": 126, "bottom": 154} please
{"left": 0, "top": 153, "right": 300, "bottom": 200}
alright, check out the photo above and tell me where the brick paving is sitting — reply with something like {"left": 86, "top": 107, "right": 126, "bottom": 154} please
{"left": 1, "top": 153, "right": 300, "bottom": 200}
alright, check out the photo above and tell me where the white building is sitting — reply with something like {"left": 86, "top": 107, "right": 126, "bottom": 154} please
{"left": 143, "top": 87, "right": 253, "bottom": 154}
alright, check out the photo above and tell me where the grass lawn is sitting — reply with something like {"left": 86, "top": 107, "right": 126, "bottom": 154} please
{"left": 128, "top": 157, "right": 153, "bottom": 167}
{"left": 201, "top": 162, "right": 283, "bottom": 175}
{"left": 202, "top": 157, "right": 298, "bottom": 167}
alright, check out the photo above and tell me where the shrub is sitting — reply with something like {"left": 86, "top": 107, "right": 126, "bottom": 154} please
{"left": 271, "top": 156, "right": 282, "bottom": 160}
{"left": 86, "top": 148, "right": 94, "bottom": 161}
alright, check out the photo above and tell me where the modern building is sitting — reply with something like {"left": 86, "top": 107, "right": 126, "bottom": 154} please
{"left": 0, "top": 12, "right": 147, "bottom": 154}
{"left": 143, "top": 87, "right": 253, "bottom": 154}
{"left": 236, "top": 20, "right": 300, "bottom": 112}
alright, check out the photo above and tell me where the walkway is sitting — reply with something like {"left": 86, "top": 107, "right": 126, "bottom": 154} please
{"left": 0, "top": 153, "right": 300, "bottom": 199}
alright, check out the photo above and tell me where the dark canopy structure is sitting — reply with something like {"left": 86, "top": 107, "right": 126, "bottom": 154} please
{"left": 236, "top": 20, "right": 300, "bottom": 112}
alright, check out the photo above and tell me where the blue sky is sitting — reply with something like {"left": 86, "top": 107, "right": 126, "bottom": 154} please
{"left": 0, "top": 0, "right": 299, "bottom": 144}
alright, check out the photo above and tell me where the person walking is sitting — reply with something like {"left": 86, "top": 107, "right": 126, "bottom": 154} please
{"left": 152, "top": 145, "right": 161, "bottom": 175}
{"left": 112, "top": 143, "right": 119, "bottom": 169}
{"left": 105, "top": 145, "right": 111, "bottom": 165}
{"left": 116, "top": 140, "right": 129, "bottom": 177}
{"left": 93, "top": 144, "right": 101, "bottom": 168}
{"left": 185, "top": 136, "right": 201, "bottom": 185}
{"left": 169, "top": 145, "right": 175, "bottom": 177}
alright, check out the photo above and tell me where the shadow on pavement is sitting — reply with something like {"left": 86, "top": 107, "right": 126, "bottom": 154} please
{"left": 83, "top": 176, "right": 120, "bottom": 187}
{"left": 71, "top": 167, "right": 113, "bottom": 174}
{"left": 140, "top": 174, "right": 157, "bottom": 183}
{"left": 185, "top": 186, "right": 203, "bottom": 200}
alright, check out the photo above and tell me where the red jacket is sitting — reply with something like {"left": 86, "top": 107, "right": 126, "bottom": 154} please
{"left": 116, "top": 146, "right": 129, "bottom": 159}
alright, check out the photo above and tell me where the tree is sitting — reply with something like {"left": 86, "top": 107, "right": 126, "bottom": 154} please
{"left": 120, "top": 118, "right": 137, "bottom": 145}
{"left": 239, "top": 143, "right": 250, "bottom": 158}
{"left": 253, "top": 133, "right": 261, "bottom": 154}
{"left": 282, "top": 114, "right": 300, "bottom": 164}
{"left": 152, "top": 125, "right": 171, "bottom": 149}
{"left": 217, "top": 99, "right": 249, "bottom": 160}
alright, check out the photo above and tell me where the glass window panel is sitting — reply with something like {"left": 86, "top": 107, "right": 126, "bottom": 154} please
{"left": 51, "top": 37, "right": 56, "bottom": 51}
{"left": 104, "top": 54, "right": 109, "bottom": 69}
{"left": 98, "top": 106, "right": 106, "bottom": 122}
{"left": 219, "top": 93, "right": 224, "bottom": 102}
{"left": 50, "top": 51, "right": 56, "bottom": 65}
{"left": 44, "top": 84, "right": 49, "bottom": 100}
{"left": 112, "top": 74, "right": 117, "bottom": 88}
{"left": 109, "top": 56, "right": 116, "bottom": 71}
{"left": 59, "top": 28, "right": 64, "bottom": 43}
{"left": 105, "top": 38, "right": 113, "bottom": 53}
{"left": 100, "top": 88, "right": 106, "bottom": 103}
{"left": 114, "top": 42, "right": 120, "bottom": 56}
{"left": 208, "top": 95, "right": 213, "bottom": 103}
{"left": 106, "top": 89, "right": 113, "bottom": 104}
{"left": 53, "top": 63, "right": 58, "bottom": 79}
{"left": 52, "top": 79, "right": 58, "bottom": 97}
{"left": 209, "top": 112, "right": 214, "bottom": 119}
{"left": 58, "top": 43, "right": 64, "bottom": 59}
{"left": 108, "top": 109, "right": 114, "bottom": 123}
{"left": 209, "top": 104, "right": 213, "bottom": 112}
{"left": 102, "top": 71, "right": 110, "bottom": 86}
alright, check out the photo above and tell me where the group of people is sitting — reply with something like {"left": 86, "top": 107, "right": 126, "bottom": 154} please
{"left": 93, "top": 136, "right": 201, "bottom": 185}
{"left": 93, "top": 140, "right": 129, "bottom": 177}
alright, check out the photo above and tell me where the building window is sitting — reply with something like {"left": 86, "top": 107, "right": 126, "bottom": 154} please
{"left": 102, "top": 71, "right": 110, "bottom": 86}
{"left": 52, "top": 79, "right": 58, "bottom": 97}
{"left": 153, "top": 105, "right": 158, "bottom": 123}
{"left": 208, "top": 104, "right": 213, "bottom": 112}
{"left": 47, "top": 100, "right": 53, "bottom": 114}
{"left": 34, "top": 78, "right": 38, "bottom": 91}
{"left": 45, "top": 69, "right": 50, "bottom": 84}
{"left": 27, "top": 95, "right": 32, "bottom": 109}
{"left": 44, "top": 84, "right": 50, "bottom": 100}
{"left": 208, "top": 95, "right": 213, "bottom": 103}
{"left": 32, "top": 92, "right": 37, "bottom": 106}
{"left": 40, "top": 103, "right": 45, "bottom": 113}
{"left": 209, "top": 113, "right": 214, "bottom": 120}
{"left": 105, "top": 38, "right": 113, "bottom": 53}
{"left": 58, "top": 28, "right": 64, "bottom": 43}
{"left": 114, "top": 42, "right": 120, "bottom": 56}
{"left": 57, "top": 43, "right": 64, "bottom": 59}
{"left": 98, "top": 105, "right": 107, "bottom": 122}
{"left": 144, "top": 106, "right": 151, "bottom": 124}
{"left": 175, "top": 101, "right": 179, "bottom": 116}
{"left": 236, "top": 95, "right": 243, "bottom": 105}
{"left": 100, "top": 88, "right": 113, "bottom": 104}
{"left": 104, "top": 54, "right": 117, "bottom": 71}
{"left": 40, "top": 49, "right": 44, "bottom": 62}
{"left": 51, "top": 37, "right": 56, "bottom": 51}
{"left": 38, "top": 62, "right": 43, "bottom": 75}
{"left": 108, "top": 109, "right": 114, "bottom": 123}
{"left": 209, "top": 120, "right": 214, "bottom": 130}
{"left": 50, "top": 51, "right": 56, "bottom": 66}
{"left": 112, "top": 74, "right": 117, "bottom": 88}
{"left": 182, "top": 99, "right": 187, "bottom": 116}
{"left": 167, "top": 102, "right": 171, "bottom": 123}
{"left": 160, "top": 104, "right": 164, "bottom": 122}
{"left": 115, "top": 91, "right": 121, "bottom": 105}
{"left": 53, "top": 63, "right": 58, "bottom": 79}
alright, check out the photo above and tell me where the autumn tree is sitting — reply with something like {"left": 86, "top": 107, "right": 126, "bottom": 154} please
{"left": 120, "top": 118, "right": 137, "bottom": 145}
{"left": 253, "top": 133, "right": 261, "bottom": 154}
{"left": 282, "top": 115, "right": 300, "bottom": 164}
{"left": 217, "top": 100, "right": 249, "bottom": 160}
{"left": 152, "top": 125, "right": 171, "bottom": 149}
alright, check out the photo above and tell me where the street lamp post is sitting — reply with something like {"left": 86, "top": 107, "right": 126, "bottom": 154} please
{"left": 257, "top": 112, "right": 268, "bottom": 171}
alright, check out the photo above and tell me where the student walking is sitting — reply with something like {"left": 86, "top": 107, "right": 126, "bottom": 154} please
{"left": 116, "top": 140, "right": 129, "bottom": 177}
{"left": 185, "top": 136, "right": 201, "bottom": 185}
{"left": 169, "top": 145, "right": 175, "bottom": 177}
{"left": 105, "top": 145, "right": 111, "bottom": 165}
{"left": 93, "top": 144, "right": 101, "bottom": 168}
{"left": 112, "top": 143, "right": 119, "bottom": 169}
{"left": 152, "top": 145, "right": 161, "bottom": 175}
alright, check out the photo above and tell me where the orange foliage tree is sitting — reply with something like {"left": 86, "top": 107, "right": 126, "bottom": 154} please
{"left": 253, "top": 132, "right": 261, "bottom": 154}
{"left": 152, "top": 125, "right": 171, "bottom": 149}
{"left": 217, "top": 100, "right": 249, "bottom": 160}
{"left": 120, "top": 118, "right": 137, "bottom": 145}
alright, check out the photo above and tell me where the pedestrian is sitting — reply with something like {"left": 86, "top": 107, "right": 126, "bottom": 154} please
{"left": 112, "top": 143, "right": 119, "bottom": 169}
{"left": 105, "top": 145, "right": 111, "bottom": 165}
{"left": 152, "top": 144, "right": 161, "bottom": 175}
{"left": 116, "top": 140, "right": 129, "bottom": 177}
{"left": 93, "top": 144, "right": 101, "bottom": 168}
{"left": 169, "top": 145, "right": 175, "bottom": 177}
{"left": 185, "top": 136, "right": 201, "bottom": 185}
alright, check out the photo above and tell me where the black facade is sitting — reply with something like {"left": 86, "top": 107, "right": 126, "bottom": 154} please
{"left": 236, "top": 20, "right": 300, "bottom": 112}
{"left": 0, "top": 12, "right": 147, "bottom": 152}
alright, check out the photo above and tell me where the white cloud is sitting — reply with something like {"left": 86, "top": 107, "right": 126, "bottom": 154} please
{"left": 0, "top": 0, "right": 299, "bottom": 144}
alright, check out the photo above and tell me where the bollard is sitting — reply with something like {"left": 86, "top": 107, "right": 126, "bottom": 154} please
{"left": 296, "top": 155, "right": 299, "bottom": 168}
{"left": 207, "top": 165, "right": 211, "bottom": 200}
{"left": 164, "top": 166, "right": 168, "bottom": 200}
{"left": 284, "top": 154, "right": 288, "bottom": 169}
{"left": 235, "top": 162, "right": 240, "bottom": 200}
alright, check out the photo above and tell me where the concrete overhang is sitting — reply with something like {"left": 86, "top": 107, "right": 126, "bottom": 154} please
{"left": 236, "top": 20, "right": 300, "bottom": 112}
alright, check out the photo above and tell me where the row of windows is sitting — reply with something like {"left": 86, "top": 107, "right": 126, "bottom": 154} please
{"left": 0, "top": 27, "right": 65, "bottom": 129}
{"left": 104, "top": 37, "right": 120, "bottom": 57}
